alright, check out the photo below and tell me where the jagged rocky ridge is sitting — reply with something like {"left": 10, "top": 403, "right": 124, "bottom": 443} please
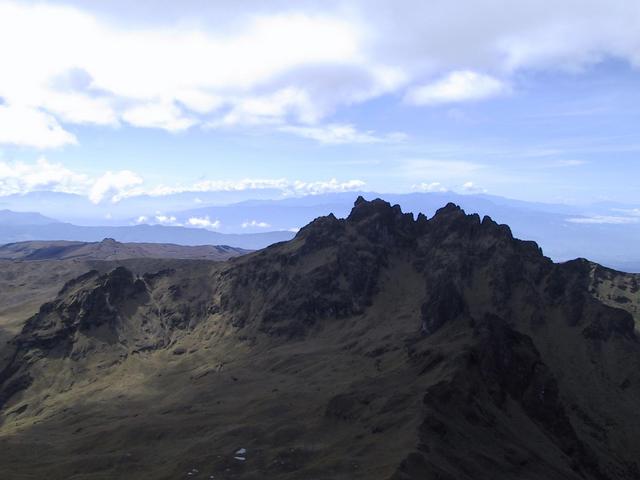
{"left": 1, "top": 197, "right": 639, "bottom": 480}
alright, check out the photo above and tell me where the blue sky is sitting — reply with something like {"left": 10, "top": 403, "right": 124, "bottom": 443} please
{"left": 0, "top": 0, "right": 639, "bottom": 206}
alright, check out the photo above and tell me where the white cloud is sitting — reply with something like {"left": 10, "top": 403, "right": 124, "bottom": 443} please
{"left": 461, "top": 181, "right": 487, "bottom": 193}
{"left": 89, "top": 170, "right": 144, "bottom": 204}
{"left": 291, "top": 178, "right": 366, "bottom": 195}
{"left": 0, "top": 105, "right": 77, "bottom": 148}
{"left": 0, "top": 2, "right": 373, "bottom": 143}
{"left": 412, "top": 182, "right": 447, "bottom": 192}
{"left": 2, "top": 1, "right": 638, "bottom": 147}
{"left": 154, "top": 215, "right": 179, "bottom": 225}
{"left": 115, "top": 177, "right": 366, "bottom": 199}
{"left": 0, "top": 157, "right": 366, "bottom": 202}
{"left": 567, "top": 215, "right": 640, "bottom": 225}
{"left": 279, "top": 123, "right": 406, "bottom": 145}
{"left": 175, "top": 91, "right": 223, "bottom": 114}
{"left": 216, "top": 88, "right": 320, "bottom": 127}
{"left": 405, "top": 71, "right": 507, "bottom": 105}
{"left": 122, "top": 102, "right": 196, "bottom": 132}
{"left": 241, "top": 220, "right": 271, "bottom": 228}
{"left": 119, "top": 179, "right": 290, "bottom": 199}
{"left": 0, "top": 157, "right": 88, "bottom": 195}
{"left": 0, "top": 159, "right": 147, "bottom": 204}
{"left": 41, "top": 92, "right": 118, "bottom": 126}
{"left": 187, "top": 216, "right": 221, "bottom": 229}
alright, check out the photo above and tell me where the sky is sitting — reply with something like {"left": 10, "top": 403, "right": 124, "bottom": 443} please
{"left": 0, "top": 0, "right": 639, "bottom": 206}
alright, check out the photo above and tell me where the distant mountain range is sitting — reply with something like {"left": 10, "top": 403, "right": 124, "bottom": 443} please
{"left": 0, "top": 209, "right": 59, "bottom": 226}
{"left": 1, "top": 191, "right": 639, "bottom": 272}
{"left": 0, "top": 238, "right": 248, "bottom": 261}
{"left": 0, "top": 190, "right": 288, "bottom": 225}
{"left": 0, "top": 221, "right": 293, "bottom": 251}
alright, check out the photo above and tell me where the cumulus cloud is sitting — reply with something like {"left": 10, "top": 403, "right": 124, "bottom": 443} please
{"left": 405, "top": 71, "right": 507, "bottom": 105}
{"left": 412, "top": 182, "right": 447, "bottom": 192}
{"left": 116, "top": 177, "right": 366, "bottom": 199}
{"left": 122, "top": 102, "right": 196, "bottom": 132}
{"left": 0, "top": 105, "right": 77, "bottom": 148}
{"left": 187, "top": 216, "right": 221, "bottom": 229}
{"left": 0, "top": 157, "right": 366, "bottom": 202}
{"left": 0, "top": 2, "right": 375, "bottom": 144}
{"left": 113, "top": 179, "right": 288, "bottom": 201}
{"left": 154, "top": 215, "right": 179, "bottom": 225}
{"left": 241, "top": 220, "right": 271, "bottom": 228}
{"left": 0, "top": 159, "right": 148, "bottom": 203}
{"left": 41, "top": 92, "right": 118, "bottom": 126}
{"left": 0, "top": 157, "right": 88, "bottom": 195}
{"left": 461, "top": 181, "right": 487, "bottom": 193}
{"left": 1, "top": 1, "right": 639, "bottom": 146}
{"left": 216, "top": 88, "right": 320, "bottom": 127}
{"left": 89, "top": 170, "right": 144, "bottom": 204}
{"left": 291, "top": 178, "right": 366, "bottom": 195}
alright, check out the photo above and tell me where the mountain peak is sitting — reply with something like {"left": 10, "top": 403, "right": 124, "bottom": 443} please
{"left": 435, "top": 201, "right": 463, "bottom": 215}
{"left": 294, "top": 197, "right": 539, "bottom": 256}
{"left": 347, "top": 197, "right": 404, "bottom": 222}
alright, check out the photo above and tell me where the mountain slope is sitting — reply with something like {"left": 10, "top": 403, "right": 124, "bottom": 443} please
{"left": 0, "top": 223, "right": 293, "bottom": 250}
{"left": 0, "top": 209, "right": 60, "bottom": 226}
{"left": 0, "top": 238, "right": 248, "bottom": 261}
{"left": 161, "top": 192, "right": 640, "bottom": 272}
{"left": 4, "top": 191, "right": 640, "bottom": 271}
{"left": 0, "top": 198, "right": 638, "bottom": 479}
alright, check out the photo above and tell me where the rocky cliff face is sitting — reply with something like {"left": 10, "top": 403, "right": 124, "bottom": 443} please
{"left": 1, "top": 197, "right": 639, "bottom": 480}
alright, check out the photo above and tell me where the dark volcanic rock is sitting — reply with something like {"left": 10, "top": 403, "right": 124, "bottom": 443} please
{"left": 17, "top": 267, "right": 148, "bottom": 350}
{"left": 0, "top": 267, "right": 154, "bottom": 407}
{"left": 1, "top": 197, "right": 640, "bottom": 480}
{"left": 420, "top": 281, "right": 466, "bottom": 335}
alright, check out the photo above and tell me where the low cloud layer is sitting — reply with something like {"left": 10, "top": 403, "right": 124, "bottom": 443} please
{"left": 0, "top": 158, "right": 366, "bottom": 203}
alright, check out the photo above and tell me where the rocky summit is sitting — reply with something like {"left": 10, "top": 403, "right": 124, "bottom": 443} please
{"left": 1, "top": 197, "right": 639, "bottom": 479}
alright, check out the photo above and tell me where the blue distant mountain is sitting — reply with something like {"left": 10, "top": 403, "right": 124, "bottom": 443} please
{"left": 0, "top": 209, "right": 61, "bottom": 226}
{"left": 0, "top": 190, "right": 288, "bottom": 225}
{"left": 0, "top": 221, "right": 293, "bottom": 250}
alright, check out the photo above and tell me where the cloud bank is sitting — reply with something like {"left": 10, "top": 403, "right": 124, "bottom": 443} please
{"left": 0, "top": 158, "right": 365, "bottom": 203}
{"left": 1, "top": 0, "right": 639, "bottom": 147}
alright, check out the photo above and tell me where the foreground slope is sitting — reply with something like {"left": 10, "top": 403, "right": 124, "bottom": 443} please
{"left": 0, "top": 240, "right": 246, "bottom": 360}
{"left": 0, "top": 198, "right": 639, "bottom": 480}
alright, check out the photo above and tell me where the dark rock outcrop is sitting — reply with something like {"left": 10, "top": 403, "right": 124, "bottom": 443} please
{"left": 1, "top": 197, "right": 640, "bottom": 480}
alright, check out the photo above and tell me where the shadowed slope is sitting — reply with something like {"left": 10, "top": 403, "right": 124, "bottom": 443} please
{"left": 0, "top": 197, "right": 639, "bottom": 479}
